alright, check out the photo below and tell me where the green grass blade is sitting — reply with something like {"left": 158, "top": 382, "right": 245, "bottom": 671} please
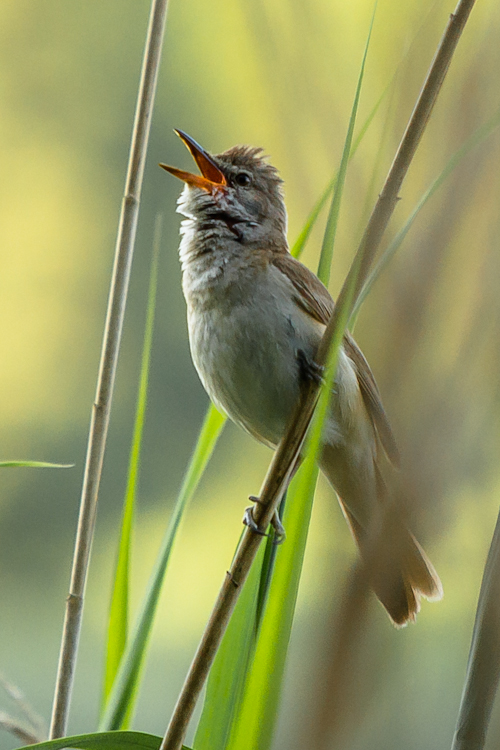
{"left": 194, "top": 498, "right": 285, "bottom": 750}
{"left": 219, "top": 11, "right": 376, "bottom": 748}
{"left": 254, "top": 500, "right": 286, "bottom": 629}
{"left": 291, "top": 0, "right": 436, "bottom": 265}
{"left": 102, "top": 217, "right": 162, "bottom": 718}
{"left": 0, "top": 462, "right": 73, "bottom": 468}
{"left": 12, "top": 731, "right": 190, "bottom": 750}
{"left": 290, "top": 82, "right": 385, "bottom": 262}
{"left": 99, "top": 404, "right": 226, "bottom": 731}
{"left": 193, "top": 543, "right": 266, "bottom": 750}
{"left": 290, "top": 178, "right": 336, "bottom": 260}
{"left": 317, "top": 3, "right": 376, "bottom": 286}
{"left": 224, "top": 463, "right": 318, "bottom": 750}
{"left": 351, "top": 107, "right": 500, "bottom": 324}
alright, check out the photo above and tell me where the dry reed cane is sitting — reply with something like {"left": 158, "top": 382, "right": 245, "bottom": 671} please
{"left": 49, "top": 0, "right": 170, "bottom": 738}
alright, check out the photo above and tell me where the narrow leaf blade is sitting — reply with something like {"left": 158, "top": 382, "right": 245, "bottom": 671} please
{"left": 12, "top": 731, "right": 190, "bottom": 750}
{"left": 0, "top": 462, "right": 73, "bottom": 468}
{"left": 100, "top": 405, "right": 226, "bottom": 731}
{"left": 225, "top": 464, "right": 318, "bottom": 750}
{"left": 223, "top": 15, "right": 375, "bottom": 748}
{"left": 193, "top": 543, "right": 266, "bottom": 750}
{"left": 317, "top": 3, "right": 376, "bottom": 285}
{"left": 102, "top": 217, "right": 162, "bottom": 718}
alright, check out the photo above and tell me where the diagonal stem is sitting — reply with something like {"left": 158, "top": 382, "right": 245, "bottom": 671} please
{"left": 160, "top": 1, "right": 476, "bottom": 748}
{"left": 49, "top": 0, "right": 170, "bottom": 738}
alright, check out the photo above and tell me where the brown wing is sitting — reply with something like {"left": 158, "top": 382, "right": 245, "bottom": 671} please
{"left": 271, "top": 253, "right": 333, "bottom": 325}
{"left": 271, "top": 252, "right": 400, "bottom": 467}
{"left": 343, "top": 332, "right": 401, "bottom": 467}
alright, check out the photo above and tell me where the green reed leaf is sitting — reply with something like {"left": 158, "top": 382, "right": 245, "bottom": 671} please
{"left": 193, "top": 543, "right": 266, "bottom": 750}
{"left": 317, "top": 9, "right": 376, "bottom": 286}
{"left": 0, "top": 462, "right": 73, "bottom": 468}
{"left": 12, "top": 731, "right": 189, "bottom": 750}
{"left": 291, "top": 81, "right": 385, "bottom": 262}
{"left": 101, "top": 217, "right": 162, "bottom": 722}
{"left": 99, "top": 404, "right": 226, "bottom": 731}
{"left": 220, "top": 10, "right": 376, "bottom": 749}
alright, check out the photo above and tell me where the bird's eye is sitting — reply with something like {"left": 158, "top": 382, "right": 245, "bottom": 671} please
{"left": 234, "top": 171, "right": 252, "bottom": 187}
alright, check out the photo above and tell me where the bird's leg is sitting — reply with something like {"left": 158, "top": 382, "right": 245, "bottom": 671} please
{"left": 296, "top": 348, "right": 324, "bottom": 385}
{"left": 244, "top": 496, "right": 286, "bottom": 544}
{"left": 271, "top": 511, "right": 286, "bottom": 544}
{"left": 243, "top": 498, "right": 268, "bottom": 537}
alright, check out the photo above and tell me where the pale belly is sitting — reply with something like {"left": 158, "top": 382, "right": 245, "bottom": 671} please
{"left": 187, "top": 281, "right": 322, "bottom": 448}
{"left": 183, "top": 265, "right": 378, "bottom": 527}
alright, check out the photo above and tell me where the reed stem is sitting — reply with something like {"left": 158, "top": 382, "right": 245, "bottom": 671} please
{"left": 49, "top": 0, "right": 170, "bottom": 738}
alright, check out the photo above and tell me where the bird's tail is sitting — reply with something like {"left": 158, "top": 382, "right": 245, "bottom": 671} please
{"left": 339, "top": 499, "right": 443, "bottom": 627}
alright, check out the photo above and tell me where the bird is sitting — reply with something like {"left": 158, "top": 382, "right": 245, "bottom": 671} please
{"left": 160, "top": 129, "right": 443, "bottom": 627}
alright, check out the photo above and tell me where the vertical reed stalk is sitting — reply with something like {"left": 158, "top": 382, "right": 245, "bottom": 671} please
{"left": 49, "top": 0, "right": 170, "bottom": 738}
{"left": 452, "top": 506, "right": 500, "bottom": 750}
{"left": 159, "top": 1, "right": 476, "bottom": 748}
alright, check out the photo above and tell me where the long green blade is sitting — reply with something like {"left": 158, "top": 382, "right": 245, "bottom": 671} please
{"left": 99, "top": 404, "right": 226, "bottom": 731}
{"left": 290, "top": 0, "right": 435, "bottom": 266}
{"left": 220, "top": 11, "right": 376, "bottom": 749}
{"left": 12, "top": 731, "right": 189, "bottom": 750}
{"left": 317, "top": 4, "right": 376, "bottom": 285}
{"left": 224, "top": 464, "right": 316, "bottom": 750}
{"left": 0, "top": 462, "right": 73, "bottom": 468}
{"left": 193, "top": 543, "right": 267, "bottom": 750}
{"left": 291, "top": 82, "right": 385, "bottom": 262}
{"left": 102, "top": 217, "right": 162, "bottom": 719}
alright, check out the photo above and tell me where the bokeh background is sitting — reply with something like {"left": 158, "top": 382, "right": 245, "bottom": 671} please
{"left": 1, "top": 0, "right": 500, "bottom": 748}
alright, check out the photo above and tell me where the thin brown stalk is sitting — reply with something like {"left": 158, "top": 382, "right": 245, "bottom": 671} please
{"left": 49, "top": 0, "right": 170, "bottom": 739}
{"left": 160, "top": 1, "right": 476, "bottom": 748}
{"left": 0, "top": 714, "right": 42, "bottom": 746}
{"left": 0, "top": 674, "right": 46, "bottom": 739}
{"left": 451, "top": 506, "right": 500, "bottom": 750}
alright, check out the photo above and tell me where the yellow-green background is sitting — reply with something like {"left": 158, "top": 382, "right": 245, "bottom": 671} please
{"left": 1, "top": 1, "right": 500, "bottom": 748}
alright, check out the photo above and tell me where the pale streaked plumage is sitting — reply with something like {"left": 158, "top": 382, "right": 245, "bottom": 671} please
{"left": 161, "top": 132, "right": 443, "bottom": 626}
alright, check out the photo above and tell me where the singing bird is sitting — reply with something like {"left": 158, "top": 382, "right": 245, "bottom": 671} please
{"left": 160, "top": 130, "right": 442, "bottom": 626}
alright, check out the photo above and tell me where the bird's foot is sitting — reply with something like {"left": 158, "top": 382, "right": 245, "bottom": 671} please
{"left": 243, "top": 498, "right": 268, "bottom": 537}
{"left": 271, "top": 512, "right": 286, "bottom": 545}
{"left": 297, "top": 349, "right": 324, "bottom": 385}
{"left": 243, "top": 496, "right": 286, "bottom": 544}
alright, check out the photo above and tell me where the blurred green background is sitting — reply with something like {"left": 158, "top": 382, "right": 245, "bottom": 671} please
{"left": 1, "top": 0, "right": 500, "bottom": 748}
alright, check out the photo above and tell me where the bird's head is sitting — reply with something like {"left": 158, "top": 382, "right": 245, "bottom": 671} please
{"left": 160, "top": 130, "right": 287, "bottom": 246}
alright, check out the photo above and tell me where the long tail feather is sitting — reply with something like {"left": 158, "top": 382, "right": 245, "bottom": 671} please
{"left": 339, "top": 500, "right": 442, "bottom": 626}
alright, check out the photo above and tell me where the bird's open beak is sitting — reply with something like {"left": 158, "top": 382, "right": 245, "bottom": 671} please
{"left": 159, "top": 129, "right": 227, "bottom": 192}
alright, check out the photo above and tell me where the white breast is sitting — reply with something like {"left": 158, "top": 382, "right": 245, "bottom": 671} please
{"left": 186, "top": 262, "right": 323, "bottom": 447}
